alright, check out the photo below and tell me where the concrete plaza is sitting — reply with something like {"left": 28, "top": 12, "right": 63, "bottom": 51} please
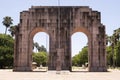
{"left": 0, "top": 69, "right": 120, "bottom": 80}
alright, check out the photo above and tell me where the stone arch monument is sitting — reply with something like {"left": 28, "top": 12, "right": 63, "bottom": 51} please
{"left": 14, "top": 6, "right": 107, "bottom": 72}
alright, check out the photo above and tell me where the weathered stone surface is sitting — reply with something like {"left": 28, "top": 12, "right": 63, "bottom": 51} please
{"left": 14, "top": 6, "right": 107, "bottom": 72}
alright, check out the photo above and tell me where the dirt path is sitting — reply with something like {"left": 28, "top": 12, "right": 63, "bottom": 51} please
{"left": 0, "top": 69, "right": 120, "bottom": 80}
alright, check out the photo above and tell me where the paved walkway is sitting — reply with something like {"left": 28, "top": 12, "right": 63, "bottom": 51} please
{"left": 0, "top": 69, "right": 120, "bottom": 80}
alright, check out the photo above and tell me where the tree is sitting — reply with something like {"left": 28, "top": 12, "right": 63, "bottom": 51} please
{"left": 72, "top": 54, "right": 80, "bottom": 66}
{"left": 114, "top": 28, "right": 120, "bottom": 67}
{"left": 106, "top": 46, "right": 113, "bottom": 66}
{"left": 33, "top": 42, "right": 47, "bottom": 52}
{"left": 114, "top": 28, "right": 120, "bottom": 41}
{"left": 8, "top": 25, "right": 16, "bottom": 37}
{"left": 106, "top": 28, "right": 120, "bottom": 67}
{"left": 106, "top": 34, "right": 116, "bottom": 67}
{"left": 38, "top": 45, "right": 47, "bottom": 52}
{"left": 32, "top": 51, "right": 48, "bottom": 66}
{"left": 0, "top": 34, "right": 14, "bottom": 68}
{"left": 33, "top": 42, "right": 39, "bottom": 52}
{"left": 111, "top": 28, "right": 120, "bottom": 67}
{"left": 79, "top": 46, "right": 88, "bottom": 66}
{"left": 114, "top": 41, "right": 120, "bottom": 66}
{"left": 2, "top": 16, "right": 13, "bottom": 35}
{"left": 72, "top": 46, "right": 88, "bottom": 66}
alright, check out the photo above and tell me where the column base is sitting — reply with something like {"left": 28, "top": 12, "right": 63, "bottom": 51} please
{"left": 48, "top": 67, "right": 56, "bottom": 70}
{"left": 89, "top": 66, "right": 107, "bottom": 72}
{"left": 13, "top": 66, "right": 32, "bottom": 72}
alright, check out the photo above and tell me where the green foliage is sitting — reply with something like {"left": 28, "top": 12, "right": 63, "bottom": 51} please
{"left": 8, "top": 25, "right": 16, "bottom": 37}
{"left": 2, "top": 16, "right": 13, "bottom": 35}
{"left": 33, "top": 42, "right": 47, "bottom": 52}
{"left": 106, "top": 28, "right": 120, "bottom": 67}
{"left": 114, "top": 41, "right": 120, "bottom": 66}
{"left": 79, "top": 46, "right": 88, "bottom": 66}
{"left": 72, "top": 54, "right": 80, "bottom": 66}
{"left": 0, "top": 34, "right": 14, "bottom": 68}
{"left": 72, "top": 46, "right": 88, "bottom": 66}
{"left": 32, "top": 51, "right": 48, "bottom": 67}
{"left": 38, "top": 45, "right": 47, "bottom": 52}
{"left": 106, "top": 46, "right": 113, "bottom": 66}
{"left": 106, "top": 41, "right": 120, "bottom": 67}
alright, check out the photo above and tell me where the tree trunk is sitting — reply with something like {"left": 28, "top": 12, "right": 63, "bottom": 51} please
{"left": 112, "top": 46, "right": 115, "bottom": 68}
{"left": 5, "top": 27, "right": 7, "bottom": 35}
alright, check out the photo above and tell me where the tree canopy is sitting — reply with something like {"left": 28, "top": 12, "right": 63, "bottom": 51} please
{"left": 33, "top": 42, "right": 47, "bottom": 52}
{"left": 106, "top": 28, "right": 120, "bottom": 67}
{"left": 72, "top": 46, "right": 88, "bottom": 66}
{"left": 0, "top": 34, "right": 14, "bottom": 68}
{"left": 32, "top": 51, "right": 48, "bottom": 67}
{"left": 2, "top": 16, "right": 13, "bottom": 35}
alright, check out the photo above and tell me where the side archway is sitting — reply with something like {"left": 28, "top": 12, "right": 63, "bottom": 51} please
{"left": 28, "top": 27, "right": 50, "bottom": 71}
{"left": 71, "top": 27, "right": 91, "bottom": 71}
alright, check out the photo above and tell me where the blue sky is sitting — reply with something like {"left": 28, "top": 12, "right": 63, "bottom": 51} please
{"left": 0, "top": 0, "right": 120, "bottom": 56}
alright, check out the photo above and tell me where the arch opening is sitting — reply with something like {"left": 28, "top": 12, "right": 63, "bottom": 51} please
{"left": 30, "top": 28, "right": 49, "bottom": 72}
{"left": 71, "top": 32, "right": 89, "bottom": 72}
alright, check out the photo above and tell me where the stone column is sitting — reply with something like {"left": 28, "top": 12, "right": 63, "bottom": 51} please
{"left": 89, "top": 13, "right": 107, "bottom": 71}
{"left": 48, "top": 34, "right": 57, "bottom": 70}
{"left": 56, "top": 49, "right": 64, "bottom": 71}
